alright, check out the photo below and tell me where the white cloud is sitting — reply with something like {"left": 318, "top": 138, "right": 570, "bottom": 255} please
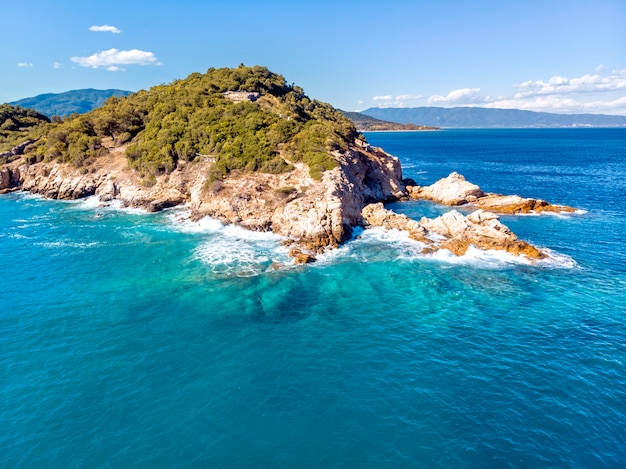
{"left": 70, "top": 48, "right": 161, "bottom": 70}
{"left": 369, "top": 67, "right": 626, "bottom": 115}
{"left": 485, "top": 95, "right": 626, "bottom": 115}
{"left": 395, "top": 94, "right": 423, "bottom": 101}
{"left": 53, "top": 62, "right": 63, "bottom": 69}
{"left": 428, "top": 88, "right": 491, "bottom": 105}
{"left": 514, "top": 69, "right": 626, "bottom": 98}
{"left": 486, "top": 68, "right": 626, "bottom": 114}
{"left": 89, "top": 25, "right": 121, "bottom": 34}
{"left": 369, "top": 94, "right": 424, "bottom": 108}
{"left": 17, "top": 62, "right": 33, "bottom": 68}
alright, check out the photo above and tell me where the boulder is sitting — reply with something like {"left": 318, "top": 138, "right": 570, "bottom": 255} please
{"left": 289, "top": 248, "right": 316, "bottom": 264}
{"left": 362, "top": 203, "right": 428, "bottom": 242}
{"left": 408, "top": 172, "right": 484, "bottom": 205}
{"left": 0, "top": 168, "right": 12, "bottom": 191}
{"left": 408, "top": 172, "right": 577, "bottom": 214}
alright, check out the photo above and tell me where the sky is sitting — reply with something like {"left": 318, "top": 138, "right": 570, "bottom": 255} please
{"left": 2, "top": 0, "right": 625, "bottom": 114}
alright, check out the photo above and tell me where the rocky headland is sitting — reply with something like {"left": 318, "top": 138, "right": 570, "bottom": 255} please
{"left": 0, "top": 66, "right": 579, "bottom": 264}
{"left": 1, "top": 138, "right": 404, "bottom": 259}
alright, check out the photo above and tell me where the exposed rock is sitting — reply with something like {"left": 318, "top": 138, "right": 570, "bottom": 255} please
{"left": 223, "top": 91, "right": 260, "bottom": 102}
{"left": 420, "top": 209, "right": 544, "bottom": 258}
{"left": 1, "top": 145, "right": 558, "bottom": 263}
{"left": 289, "top": 248, "right": 317, "bottom": 264}
{"left": 408, "top": 172, "right": 576, "bottom": 214}
{"left": 4, "top": 141, "right": 405, "bottom": 257}
{"left": 407, "top": 172, "right": 484, "bottom": 205}
{"left": 0, "top": 140, "right": 35, "bottom": 163}
{"left": 362, "top": 202, "right": 545, "bottom": 259}
{"left": 361, "top": 203, "right": 427, "bottom": 242}
{"left": 0, "top": 168, "right": 12, "bottom": 191}
{"left": 474, "top": 194, "right": 576, "bottom": 214}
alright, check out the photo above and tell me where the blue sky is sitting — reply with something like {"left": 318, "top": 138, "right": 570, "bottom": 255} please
{"left": 2, "top": 0, "right": 625, "bottom": 114}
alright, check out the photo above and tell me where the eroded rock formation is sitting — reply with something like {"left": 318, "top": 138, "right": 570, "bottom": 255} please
{"left": 3, "top": 142, "right": 405, "bottom": 259}
{"left": 407, "top": 172, "right": 576, "bottom": 214}
{"left": 362, "top": 202, "right": 545, "bottom": 259}
{"left": 1, "top": 151, "right": 575, "bottom": 263}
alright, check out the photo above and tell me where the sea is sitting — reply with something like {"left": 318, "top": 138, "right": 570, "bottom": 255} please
{"left": 1, "top": 128, "right": 625, "bottom": 468}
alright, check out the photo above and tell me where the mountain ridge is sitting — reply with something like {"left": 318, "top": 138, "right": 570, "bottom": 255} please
{"left": 9, "top": 89, "right": 133, "bottom": 117}
{"left": 361, "top": 106, "right": 626, "bottom": 128}
{"left": 339, "top": 110, "right": 439, "bottom": 131}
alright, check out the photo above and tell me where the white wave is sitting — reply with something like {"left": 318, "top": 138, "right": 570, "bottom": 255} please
{"left": 163, "top": 212, "right": 281, "bottom": 243}
{"left": 423, "top": 246, "right": 536, "bottom": 268}
{"left": 163, "top": 212, "right": 290, "bottom": 276}
{"left": 17, "top": 192, "right": 45, "bottom": 201}
{"left": 35, "top": 241, "right": 100, "bottom": 249}
{"left": 71, "top": 195, "right": 102, "bottom": 210}
{"left": 94, "top": 199, "right": 148, "bottom": 215}
{"left": 315, "top": 227, "right": 578, "bottom": 270}
{"left": 164, "top": 211, "right": 225, "bottom": 234}
{"left": 513, "top": 209, "right": 588, "bottom": 218}
{"left": 193, "top": 234, "right": 290, "bottom": 277}
{"left": 534, "top": 249, "right": 579, "bottom": 269}
{"left": 66, "top": 196, "right": 149, "bottom": 215}
{"left": 314, "top": 227, "right": 428, "bottom": 265}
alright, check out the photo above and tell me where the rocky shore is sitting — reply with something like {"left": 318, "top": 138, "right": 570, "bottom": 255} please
{"left": 0, "top": 140, "right": 404, "bottom": 259}
{"left": 1, "top": 145, "right": 578, "bottom": 264}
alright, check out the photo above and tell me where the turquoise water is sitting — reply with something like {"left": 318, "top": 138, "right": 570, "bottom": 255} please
{"left": 1, "top": 129, "right": 625, "bottom": 467}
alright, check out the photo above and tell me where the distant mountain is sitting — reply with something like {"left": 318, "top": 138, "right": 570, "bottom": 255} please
{"left": 340, "top": 110, "right": 439, "bottom": 131}
{"left": 9, "top": 89, "right": 133, "bottom": 118}
{"left": 360, "top": 107, "right": 626, "bottom": 128}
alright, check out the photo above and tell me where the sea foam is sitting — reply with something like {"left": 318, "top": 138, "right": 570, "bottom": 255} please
{"left": 315, "top": 227, "right": 577, "bottom": 270}
{"left": 163, "top": 211, "right": 291, "bottom": 277}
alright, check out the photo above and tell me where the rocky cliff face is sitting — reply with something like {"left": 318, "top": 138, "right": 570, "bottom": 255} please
{"left": 1, "top": 146, "right": 577, "bottom": 263}
{"left": 2, "top": 142, "right": 405, "bottom": 258}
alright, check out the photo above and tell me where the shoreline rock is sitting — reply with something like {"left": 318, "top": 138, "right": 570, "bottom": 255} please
{"left": 1, "top": 151, "right": 575, "bottom": 264}
{"left": 2, "top": 141, "right": 405, "bottom": 262}
{"left": 362, "top": 202, "right": 545, "bottom": 259}
{"left": 407, "top": 171, "right": 577, "bottom": 214}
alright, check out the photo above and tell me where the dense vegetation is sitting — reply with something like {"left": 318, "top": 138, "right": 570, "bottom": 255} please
{"left": 0, "top": 104, "right": 50, "bottom": 163}
{"left": 340, "top": 110, "right": 439, "bottom": 131}
{"left": 2, "top": 66, "right": 361, "bottom": 180}
{"left": 10, "top": 89, "right": 132, "bottom": 118}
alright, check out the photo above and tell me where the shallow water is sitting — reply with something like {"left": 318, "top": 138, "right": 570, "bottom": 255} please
{"left": 1, "top": 129, "right": 625, "bottom": 467}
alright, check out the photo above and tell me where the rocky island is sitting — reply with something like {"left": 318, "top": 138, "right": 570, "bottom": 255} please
{"left": 1, "top": 66, "right": 577, "bottom": 263}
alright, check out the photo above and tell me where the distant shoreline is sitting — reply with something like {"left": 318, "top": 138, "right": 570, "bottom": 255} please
{"left": 360, "top": 128, "right": 440, "bottom": 133}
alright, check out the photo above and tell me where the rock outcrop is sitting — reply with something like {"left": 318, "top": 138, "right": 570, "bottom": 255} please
{"left": 407, "top": 172, "right": 576, "bottom": 214}
{"left": 362, "top": 202, "right": 545, "bottom": 259}
{"left": 1, "top": 150, "right": 569, "bottom": 262}
{"left": 407, "top": 171, "right": 485, "bottom": 205}
{"left": 3, "top": 142, "right": 405, "bottom": 259}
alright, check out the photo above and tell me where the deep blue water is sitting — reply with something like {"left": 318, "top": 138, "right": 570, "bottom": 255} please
{"left": 1, "top": 129, "right": 625, "bottom": 467}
